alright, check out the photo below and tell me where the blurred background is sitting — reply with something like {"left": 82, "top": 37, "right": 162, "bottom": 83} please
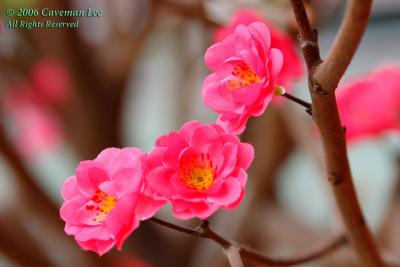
{"left": 0, "top": 0, "right": 400, "bottom": 266}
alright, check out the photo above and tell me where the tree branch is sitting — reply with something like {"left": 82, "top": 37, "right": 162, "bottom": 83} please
{"left": 313, "top": 0, "right": 373, "bottom": 92}
{"left": 149, "top": 218, "right": 345, "bottom": 266}
{"left": 289, "top": 1, "right": 385, "bottom": 267}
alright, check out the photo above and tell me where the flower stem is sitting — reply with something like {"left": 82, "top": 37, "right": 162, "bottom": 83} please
{"left": 282, "top": 92, "right": 313, "bottom": 115}
{"left": 148, "top": 217, "right": 345, "bottom": 266}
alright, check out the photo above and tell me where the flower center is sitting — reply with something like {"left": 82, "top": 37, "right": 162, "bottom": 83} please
{"left": 86, "top": 189, "right": 117, "bottom": 222}
{"left": 180, "top": 154, "right": 215, "bottom": 190}
{"left": 227, "top": 62, "right": 261, "bottom": 91}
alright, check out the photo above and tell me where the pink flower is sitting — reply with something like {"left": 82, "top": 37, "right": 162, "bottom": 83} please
{"left": 337, "top": 65, "right": 400, "bottom": 143}
{"left": 60, "top": 148, "right": 165, "bottom": 255}
{"left": 145, "top": 121, "right": 254, "bottom": 220}
{"left": 2, "top": 83, "right": 63, "bottom": 157}
{"left": 202, "top": 21, "right": 284, "bottom": 134}
{"left": 30, "top": 58, "right": 70, "bottom": 105}
{"left": 214, "top": 10, "right": 303, "bottom": 90}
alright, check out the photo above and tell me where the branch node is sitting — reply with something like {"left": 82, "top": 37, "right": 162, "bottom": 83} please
{"left": 312, "top": 29, "right": 319, "bottom": 40}
{"left": 200, "top": 220, "right": 210, "bottom": 229}
{"left": 328, "top": 173, "right": 342, "bottom": 186}
{"left": 311, "top": 82, "right": 328, "bottom": 95}
{"left": 195, "top": 220, "right": 209, "bottom": 236}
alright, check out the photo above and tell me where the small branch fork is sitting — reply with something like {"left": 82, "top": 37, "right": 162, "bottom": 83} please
{"left": 289, "top": 0, "right": 385, "bottom": 267}
{"left": 149, "top": 217, "right": 346, "bottom": 266}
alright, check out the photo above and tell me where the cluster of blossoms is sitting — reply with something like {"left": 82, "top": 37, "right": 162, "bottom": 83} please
{"left": 60, "top": 11, "right": 304, "bottom": 255}
{"left": 60, "top": 123, "right": 254, "bottom": 255}
{"left": 2, "top": 58, "right": 70, "bottom": 157}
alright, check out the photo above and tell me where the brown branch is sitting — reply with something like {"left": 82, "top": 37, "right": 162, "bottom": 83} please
{"left": 289, "top": 1, "right": 385, "bottom": 267}
{"left": 0, "top": 212, "right": 56, "bottom": 267}
{"left": 149, "top": 218, "right": 345, "bottom": 266}
{"left": 313, "top": 0, "right": 373, "bottom": 92}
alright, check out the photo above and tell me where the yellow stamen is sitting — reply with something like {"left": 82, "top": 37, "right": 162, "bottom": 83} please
{"left": 180, "top": 154, "right": 215, "bottom": 190}
{"left": 86, "top": 189, "right": 117, "bottom": 222}
{"left": 227, "top": 62, "right": 261, "bottom": 91}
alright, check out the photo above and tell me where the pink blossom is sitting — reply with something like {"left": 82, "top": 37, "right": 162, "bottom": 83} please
{"left": 145, "top": 121, "right": 254, "bottom": 220}
{"left": 30, "top": 58, "right": 70, "bottom": 104}
{"left": 60, "top": 148, "right": 165, "bottom": 255}
{"left": 2, "top": 83, "right": 63, "bottom": 157}
{"left": 202, "top": 21, "right": 284, "bottom": 134}
{"left": 214, "top": 10, "right": 303, "bottom": 90}
{"left": 337, "top": 65, "right": 400, "bottom": 143}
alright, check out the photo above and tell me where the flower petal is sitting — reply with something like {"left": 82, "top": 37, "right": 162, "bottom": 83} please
{"left": 75, "top": 225, "right": 111, "bottom": 242}
{"left": 61, "top": 176, "right": 81, "bottom": 201}
{"left": 146, "top": 167, "right": 175, "bottom": 197}
{"left": 217, "top": 143, "right": 238, "bottom": 178}
{"left": 248, "top": 21, "right": 271, "bottom": 59}
{"left": 109, "top": 147, "right": 143, "bottom": 175}
{"left": 237, "top": 143, "right": 254, "bottom": 170}
{"left": 112, "top": 168, "right": 143, "bottom": 196}
{"left": 135, "top": 194, "right": 166, "bottom": 220}
{"left": 77, "top": 239, "right": 115, "bottom": 256}
{"left": 76, "top": 162, "right": 109, "bottom": 195}
{"left": 189, "top": 125, "right": 221, "bottom": 154}
{"left": 208, "top": 178, "right": 242, "bottom": 206}
{"left": 205, "top": 35, "right": 236, "bottom": 71}
{"left": 162, "top": 132, "right": 187, "bottom": 169}
{"left": 269, "top": 48, "right": 284, "bottom": 79}
{"left": 60, "top": 196, "right": 86, "bottom": 225}
{"left": 189, "top": 201, "right": 219, "bottom": 220}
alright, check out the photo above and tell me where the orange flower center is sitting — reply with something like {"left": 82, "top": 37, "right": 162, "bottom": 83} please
{"left": 86, "top": 189, "right": 117, "bottom": 222}
{"left": 180, "top": 154, "right": 215, "bottom": 190}
{"left": 227, "top": 62, "right": 261, "bottom": 91}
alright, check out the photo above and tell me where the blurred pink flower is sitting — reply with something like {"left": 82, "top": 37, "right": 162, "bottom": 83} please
{"left": 2, "top": 84, "right": 63, "bottom": 157}
{"left": 202, "top": 21, "right": 283, "bottom": 134}
{"left": 214, "top": 10, "right": 303, "bottom": 90}
{"left": 145, "top": 121, "right": 254, "bottom": 220}
{"left": 337, "top": 65, "right": 400, "bottom": 143}
{"left": 30, "top": 58, "right": 70, "bottom": 104}
{"left": 60, "top": 148, "right": 165, "bottom": 255}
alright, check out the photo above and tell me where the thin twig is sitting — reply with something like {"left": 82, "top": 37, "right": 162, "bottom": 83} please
{"left": 149, "top": 217, "right": 345, "bottom": 266}
{"left": 289, "top": 1, "right": 385, "bottom": 267}
{"left": 282, "top": 92, "right": 312, "bottom": 115}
